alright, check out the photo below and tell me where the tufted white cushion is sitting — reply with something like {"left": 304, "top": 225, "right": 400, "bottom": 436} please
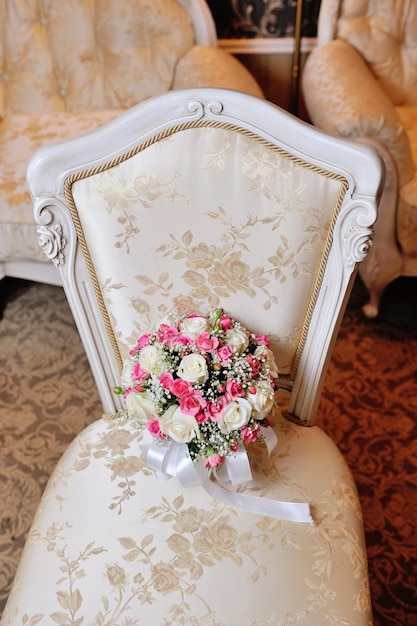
{"left": 0, "top": 0, "right": 194, "bottom": 114}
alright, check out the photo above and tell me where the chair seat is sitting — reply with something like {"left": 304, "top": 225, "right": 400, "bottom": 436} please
{"left": 3, "top": 408, "right": 372, "bottom": 625}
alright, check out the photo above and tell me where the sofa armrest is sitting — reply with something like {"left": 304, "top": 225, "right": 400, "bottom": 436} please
{"left": 172, "top": 45, "right": 264, "bottom": 99}
{"left": 302, "top": 39, "right": 414, "bottom": 186}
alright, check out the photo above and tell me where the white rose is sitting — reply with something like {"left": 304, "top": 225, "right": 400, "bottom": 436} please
{"left": 225, "top": 328, "right": 249, "bottom": 355}
{"left": 120, "top": 359, "right": 134, "bottom": 388}
{"left": 254, "top": 346, "right": 279, "bottom": 378}
{"left": 246, "top": 381, "right": 275, "bottom": 419}
{"left": 180, "top": 316, "right": 208, "bottom": 339}
{"left": 177, "top": 353, "right": 208, "bottom": 384}
{"left": 159, "top": 404, "right": 200, "bottom": 444}
{"left": 218, "top": 398, "right": 252, "bottom": 434}
{"left": 125, "top": 391, "right": 156, "bottom": 424}
{"left": 138, "top": 345, "right": 163, "bottom": 374}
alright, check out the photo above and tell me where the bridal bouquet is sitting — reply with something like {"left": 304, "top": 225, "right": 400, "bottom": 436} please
{"left": 114, "top": 309, "right": 278, "bottom": 469}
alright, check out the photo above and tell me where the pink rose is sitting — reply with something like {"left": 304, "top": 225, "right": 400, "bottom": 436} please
{"left": 147, "top": 419, "right": 166, "bottom": 439}
{"left": 253, "top": 334, "right": 270, "bottom": 347}
{"left": 204, "top": 396, "right": 227, "bottom": 422}
{"left": 171, "top": 378, "right": 193, "bottom": 397}
{"left": 158, "top": 324, "right": 180, "bottom": 344}
{"left": 132, "top": 362, "right": 150, "bottom": 383}
{"left": 138, "top": 333, "right": 152, "bottom": 348}
{"left": 225, "top": 380, "right": 245, "bottom": 401}
{"left": 219, "top": 316, "right": 232, "bottom": 331}
{"left": 196, "top": 331, "right": 219, "bottom": 352}
{"left": 180, "top": 390, "right": 207, "bottom": 415}
{"left": 241, "top": 424, "right": 261, "bottom": 444}
{"left": 230, "top": 440, "right": 239, "bottom": 452}
{"left": 129, "top": 333, "right": 151, "bottom": 354}
{"left": 175, "top": 335, "right": 193, "bottom": 347}
{"left": 159, "top": 372, "right": 174, "bottom": 390}
{"left": 195, "top": 411, "right": 208, "bottom": 424}
{"left": 205, "top": 454, "right": 224, "bottom": 468}
{"left": 246, "top": 354, "right": 261, "bottom": 377}
{"left": 217, "top": 344, "right": 234, "bottom": 364}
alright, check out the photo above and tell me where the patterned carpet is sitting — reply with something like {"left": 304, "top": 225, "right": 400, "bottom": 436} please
{"left": 0, "top": 275, "right": 416, "bottom": 624}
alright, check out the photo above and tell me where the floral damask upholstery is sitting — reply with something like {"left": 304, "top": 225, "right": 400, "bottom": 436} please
{"left": 0, "top": 0, "right": 262, "bottom": 288}
{"left": 2, "top": 89, "right": 383, "bottom": 624}
{"left": 302, "top": 0, "right": 417, "bottom": 317}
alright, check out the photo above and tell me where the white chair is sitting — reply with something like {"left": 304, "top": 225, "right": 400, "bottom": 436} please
{"left": 2, "top": 88, "right": 383, "bottom": 624}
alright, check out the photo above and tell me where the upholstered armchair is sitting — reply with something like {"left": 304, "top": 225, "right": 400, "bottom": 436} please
{"left": 302, "top": 0, "right": 417, "bottom": 317}
{"left": 0, "top": 0, "right": 262, "bottom": 290}
{"left": 2, "top": 88, "right": 383, "bottom": 624}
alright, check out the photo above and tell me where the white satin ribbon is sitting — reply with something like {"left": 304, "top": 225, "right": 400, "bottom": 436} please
{"left": 141, "top": 428, "right": 313, "bottom": 524}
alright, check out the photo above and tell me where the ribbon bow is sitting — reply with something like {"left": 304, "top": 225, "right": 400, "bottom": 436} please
{"left": 141, "top": 426, "right": 313, "bottom": 524}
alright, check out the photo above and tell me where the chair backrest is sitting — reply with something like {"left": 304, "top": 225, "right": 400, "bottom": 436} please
{"left": 0, "top": 0, "right": 216, "bottom": 115}
{"left": 317, "top": 0, "right": 417, "bottom": 105}
{"left": 27, "top": 89, "right": 383, "bottom": 422}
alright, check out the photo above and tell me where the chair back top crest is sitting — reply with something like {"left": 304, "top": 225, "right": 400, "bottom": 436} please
{"left": 28, "top": 89, "right": 383, "bottom": 421}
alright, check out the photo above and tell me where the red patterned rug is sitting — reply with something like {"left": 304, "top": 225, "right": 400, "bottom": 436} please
{"left": 317, "top": 277, "right": 417, "bottom": 625}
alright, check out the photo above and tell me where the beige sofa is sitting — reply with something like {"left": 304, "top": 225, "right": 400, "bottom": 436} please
{"left": 0, "top": 0, "right": 262, "bottom": 288}
{"left": 302, "top": 0, "right": 417, "bottom": 317}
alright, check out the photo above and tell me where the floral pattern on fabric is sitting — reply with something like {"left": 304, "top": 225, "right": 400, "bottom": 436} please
{"left": 2, "top": 407, "right": 371, "bottom": 626}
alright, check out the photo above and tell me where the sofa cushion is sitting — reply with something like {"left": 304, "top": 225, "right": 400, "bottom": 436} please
{"left": 337, "top": 0, "right": 417, "bottom": 105}
{"left": 0, "top": 110, "right": 121, "bottom": 263}
{"left": 0, "top": 0, "right": 195, "bottom": 115}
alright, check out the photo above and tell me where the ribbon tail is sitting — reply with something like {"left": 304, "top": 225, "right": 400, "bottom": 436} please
{"left": 203, "top": 480, "right": 314, "bottom": 524}
{"left": 141, "top": 441, "right": 313, "bottom": 524}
